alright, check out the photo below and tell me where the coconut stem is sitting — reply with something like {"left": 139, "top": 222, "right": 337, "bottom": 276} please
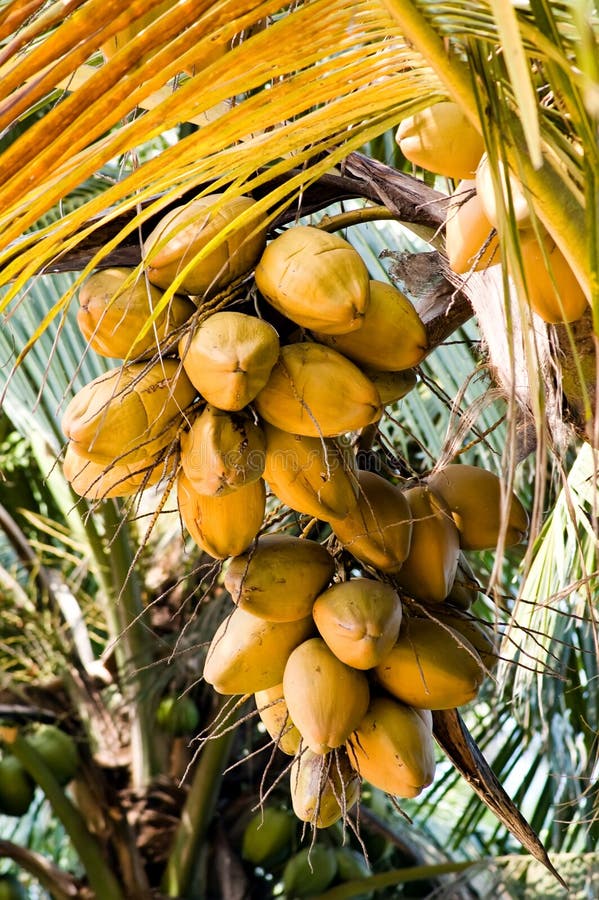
{"left": 316, "top": 205, "right": 441, "bottom": 249}
{"left": 162, "top": 713, "right": 237, "bottom": 897}
{"left": 317, "top": 206, "right": 399, "bottom": 232}
{"left": 101, "top": 502, "right": 158, "bottom": 788}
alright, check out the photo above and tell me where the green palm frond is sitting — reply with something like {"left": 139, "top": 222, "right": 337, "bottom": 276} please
{"left": 504, "top": 443, "right": 598, "bottom": 695}
{"left": 1, "top": 272, "right": 109, "bottom": 441}
{"left": 499, "top": 444, "right": 599, "bottom": 842}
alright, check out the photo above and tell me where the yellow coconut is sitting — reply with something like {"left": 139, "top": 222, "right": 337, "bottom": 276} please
{"left": 203, "top": 607, "right": 314, "bottom": 695}
{"left": 144, "top": 194, "right": 267, "bottom": 296}
{"left": 445, "top": 180, "right": 500, "bottom": 274}
{"left": 363, "top": 368, "right": 418, "bottom": 406}
{"left": 328, "top": 470, "right": 412, "bottom": 573}
{"left": 518, "top": 231, "right": 588, "bottom": 324}
{"left": 395, "top": 101, "right": 485, "bottom": 180}
{"left": 348, "top": 695, "right": 435, "bottom": 798}
{"left": 177, "top": 471, "right": 265, "bottom": 559}
{"left": 428, "top": 609, "right": 499, "bottom": 672}
{"left": 283, "top": 638, "right": 370, "bottom": 755}
{"left": 393, "top": 484, "right": 460, "bottom": 604}
{"left": 254, "top": 683, "right": 302, "bottom": 755}
{"left": 290, "top": 747, "right": 361, "bottom": 828}
{"left": 254, "top": 343, "right": 382, "bottom": 437}
{"left": 63, "top": 441, "right": 172, "bottom": 500}
{"left": 427, "top": 464, "right": 529, "bottom": 550}
{"left": 475, "top": 154, "right": 531, "bottom": 229}
{"left": 313, "top": 280, "right": 428, "bottom": 372}
{"left": 255, "top": 225, "right": 370, "bottom": 334}
{"left": 225, "top": 534, "right": 335, "bottom": 622}
{"left": 180, "top": 405, "right": 265, "bottom": 496}
{"left": 312, "top": 578, "right": 402, "bottom": 670}
{"left": 374, "top": 617, "right": 485, "bottom": 710}
{"left": 262, "top": 423, "right": 359, "bottom": 520}
{"left": 77, "top": 268, "right": 194, "bottom": 359}
{"left": 62, "top": 360, "right": 196, "bottom": 465}
{"left": 179, "top": 311, "right": 280, "bottom": 410}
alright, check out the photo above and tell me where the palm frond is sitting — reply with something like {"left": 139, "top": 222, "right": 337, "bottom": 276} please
{"left": 504, "top": 442, "right": 598, "bottom": 694}
{"left": 0, "top": 272, "right": 109, "bottom": 441}
{"left": 0, "top": 1, "right": 440, "bottom": 279}
{"left": 500, "top": 444, "right": 599, "bottom": 833}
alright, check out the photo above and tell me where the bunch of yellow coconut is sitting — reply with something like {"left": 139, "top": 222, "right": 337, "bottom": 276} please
{"left": 60, "top": 188, "right": 529, "bottom": 829}
{"left": 396, "top": 100, "right": 588, "bottom": 324}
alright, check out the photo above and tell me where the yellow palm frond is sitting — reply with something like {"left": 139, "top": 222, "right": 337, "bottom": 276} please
{"left": 0, "top": 1, "right": 440, "bottom": 282}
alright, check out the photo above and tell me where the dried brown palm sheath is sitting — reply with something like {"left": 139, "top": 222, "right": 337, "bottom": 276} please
{"left": 432, "top": 708, "right": 568, "bottom": 889}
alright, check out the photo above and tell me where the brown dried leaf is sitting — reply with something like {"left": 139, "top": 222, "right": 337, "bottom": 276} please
{"left": 432, "top": 708, "right": 567, "bottom": 890}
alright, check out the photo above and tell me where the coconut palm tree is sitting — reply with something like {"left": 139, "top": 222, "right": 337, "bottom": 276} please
{"left": 0, "top": 1, "right": 597, "bottom": 897}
